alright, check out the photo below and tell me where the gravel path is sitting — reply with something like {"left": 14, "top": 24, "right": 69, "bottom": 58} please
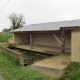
{"left": 0, "top": 75, "right": 4, "bottom": 80}
{"left": 0, "top": 72, "right": 5, "bottom": 80}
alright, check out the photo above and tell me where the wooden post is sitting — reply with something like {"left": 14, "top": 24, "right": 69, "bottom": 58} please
{"left": 30, "top": 34, "right": 33, "bottom": 49}
{"left": 61, "top": 29, "right": 65, "bottom": 53}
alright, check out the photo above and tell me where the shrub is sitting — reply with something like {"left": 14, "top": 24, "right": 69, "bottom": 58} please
{"left": 64, "top": 62, "right": 80, "bottom": 73}
{"left": 66, "top": 71, "right": 80, "bottom": 80}
{"left": 59, "top": 62, "right": 80, "bottom": 80}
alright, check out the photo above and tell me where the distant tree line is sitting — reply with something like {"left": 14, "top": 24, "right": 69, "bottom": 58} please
{"left": 3, "top": 13, "right": 26, "bottom": 32}
{"left": 3, "top": 28, "right": 11, "bottom": 32}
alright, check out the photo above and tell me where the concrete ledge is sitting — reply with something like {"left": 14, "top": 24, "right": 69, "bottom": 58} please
{"left": 29, "top": 65, "right": 63, "bottom": 78}
{"left": 0, "top": 43, "right": 10, "bottom": 47}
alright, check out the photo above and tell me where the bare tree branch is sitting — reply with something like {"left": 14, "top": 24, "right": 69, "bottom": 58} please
{"left": 9, "top": 13, "right": 26, "bottom": 30}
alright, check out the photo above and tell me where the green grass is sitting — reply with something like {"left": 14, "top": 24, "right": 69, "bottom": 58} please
{"left": 66, "top": 71, "right": 80, "bottom": 80}
{"left": 64, "top": 62, "right": 80, "bottom": 72}
{"left": 0, "top": 52, "right": 55, "bottom": 80}
{"left": 0, "top": 32, "right": 12, "bottom": 43}
{"left": 59, "top": 62, "right": 80, "bottom": 80}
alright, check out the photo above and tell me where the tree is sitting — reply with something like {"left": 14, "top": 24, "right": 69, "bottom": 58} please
{"left": 9, "top": 13, "right": 25, "bottom": 30}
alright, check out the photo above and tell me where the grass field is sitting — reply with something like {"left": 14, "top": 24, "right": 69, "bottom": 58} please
{"left": 0, "top": 52, "right": 55, "bottom": 80}
{"left": 0, "top": 32, "right": 12, "bottom": 43}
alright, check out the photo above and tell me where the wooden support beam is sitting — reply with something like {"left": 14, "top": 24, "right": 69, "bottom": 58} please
{"left": 63, "top": 27, "right": 80, "bottom": 30}
{"left": 61, "top": 29, "right": 65, "bottom": 53}
{"left": 30, "top": 34, "right": 33, "bottom": 49}
{"left": 52, "top": 33, "right": 61, "bottom": 45}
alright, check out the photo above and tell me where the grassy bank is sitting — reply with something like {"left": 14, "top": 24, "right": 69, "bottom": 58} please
{"left": 0, "top": 52, "right": 55, "bottom": 80}
{"left": 0, "top": 32, "right": 12, "bottom": 43}
{"left": 59, "top": 62, "right": 80, "bottom": 80}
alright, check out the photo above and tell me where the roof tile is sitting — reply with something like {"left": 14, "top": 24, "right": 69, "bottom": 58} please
{"left": 11, "top": 19, "right": 80, "bottom": 32}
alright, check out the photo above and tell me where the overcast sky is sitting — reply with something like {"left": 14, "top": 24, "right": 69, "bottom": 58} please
{"left": 0, "top": 0, "right": 80, "bottom": 32}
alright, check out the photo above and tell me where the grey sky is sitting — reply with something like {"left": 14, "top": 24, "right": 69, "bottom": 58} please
{"left": 0, "top": 0, "right": 80, "bottom": 31}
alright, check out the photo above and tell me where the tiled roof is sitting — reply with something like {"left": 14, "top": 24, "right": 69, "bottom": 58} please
{"left": 11, "top": 19, "right": 80, "bottom": 32}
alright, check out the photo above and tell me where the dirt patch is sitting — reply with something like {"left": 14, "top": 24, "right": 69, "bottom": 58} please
{"left": 32, "top": 53, "right": 71, "bottom": 69}
{"left": 0, "top": 75, "right": 4, "bottom": 80}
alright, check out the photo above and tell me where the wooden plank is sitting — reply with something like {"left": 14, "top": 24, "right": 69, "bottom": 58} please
{"left": 63, "top": 27, "right": 80, "bottom": 30}
{"left": 30, "top": 34, "right": 33, "bottom": 49}
{"left": 14, "top": 31, "right": 61, "bottom": 34}
{"left": 61, "top": 29, "right": 65, "bottom": 53}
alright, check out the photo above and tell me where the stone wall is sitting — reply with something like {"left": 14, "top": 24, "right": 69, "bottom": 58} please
{"left": 13, "top": 33, "right": 29, "bottom": 45}
{"left": 0, "top": 46, "right": 24, "bottom": 65}
{"left": 71, "top": 31, "right": 80, "bottom": 62}
{"left": 33, "top": 33, "right": 71, "bottom": 48}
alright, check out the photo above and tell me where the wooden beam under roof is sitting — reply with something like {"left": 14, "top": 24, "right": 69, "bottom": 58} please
{"left": 62, "top": 26, "right": 80, "bottom": 30}
{"left": 12, "top": 30, "right": 61, "bottom": 34}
